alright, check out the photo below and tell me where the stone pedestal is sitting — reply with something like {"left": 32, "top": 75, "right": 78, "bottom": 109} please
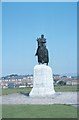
{"left": 29, "top": 64, "right": 55, "bottom": 97}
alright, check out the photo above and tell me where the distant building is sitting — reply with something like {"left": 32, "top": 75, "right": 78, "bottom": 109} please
{"left": 0, "top": 74, "right": 78, "bottom": 88}
{"left": 53, "top": 74, "right": 61, "bottom": 81}
{"left": 0, "top": 74, "right": 33, "bottom": 88}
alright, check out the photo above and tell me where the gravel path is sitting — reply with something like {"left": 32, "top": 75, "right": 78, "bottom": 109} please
{"left": 0, "top": 92, "right": 78, "bottom": 106}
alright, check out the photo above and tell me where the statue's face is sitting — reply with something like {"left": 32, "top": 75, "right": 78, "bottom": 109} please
{"left": 41, "top": 34, "right": 44, "bottom": 38}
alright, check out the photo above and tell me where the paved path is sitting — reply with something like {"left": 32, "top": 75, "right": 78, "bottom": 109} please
{"left": 0, "top": 92, "right": 78, "bottom": 106}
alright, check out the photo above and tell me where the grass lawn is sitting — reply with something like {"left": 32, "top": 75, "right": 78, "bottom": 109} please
{"left": 2, "top": 87, "right": 31, "bottom": 95}
{"left": 2, "top": 104, "right": 77, "bottom": 118}
{"left": 0, "top": 105, "right": 2, "bottom": 120}
{"left": 55, "top": 85, "right": 78, "bottom": 92}
{"left": 1, "top": 85, "right": 78, "bottom": 95}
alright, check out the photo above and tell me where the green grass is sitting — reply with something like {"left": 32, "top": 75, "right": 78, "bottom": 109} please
{"left": 2, "top": 104, "right": 77, "bottom": 118}
{"left": 0, "top": 105, "right": 2, "bottom": 119}
{"left": 1, "top": 85, "right": 78, "bottom": 95}
{"left": 2, "top": 87, "right": 31, "bottom": 95}
{"left": 55, "top": 85, "right": 78, "bottom": 92}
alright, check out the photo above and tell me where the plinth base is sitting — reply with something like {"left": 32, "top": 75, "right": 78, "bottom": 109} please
{"left": 29, "top": 64, "right": 55, "bottom": 97}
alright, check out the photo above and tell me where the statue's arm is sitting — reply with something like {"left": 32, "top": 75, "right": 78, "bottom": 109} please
{"left": 35, "top": 48, "right": 38, "bottom": 56}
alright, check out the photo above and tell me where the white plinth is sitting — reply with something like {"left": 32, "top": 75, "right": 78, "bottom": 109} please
{"left": 29, "top": 64, "right": 55, "bottom": 97}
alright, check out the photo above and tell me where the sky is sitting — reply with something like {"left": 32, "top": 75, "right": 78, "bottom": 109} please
{"left": 0, "top": 3, "right": 2, "bottom": 77}
{"left": 1, "top": 0, "right": 78, "bottom": 2}
{"left": 2, "top": 2, "right": 77, "bottom": 76}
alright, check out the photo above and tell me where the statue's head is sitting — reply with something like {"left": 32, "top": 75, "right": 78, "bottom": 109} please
{"left": 41, "top": 34, "right": 46, "bottom": 43}
{"left": 41, "top": 34, "right": 44, "bottom": 38}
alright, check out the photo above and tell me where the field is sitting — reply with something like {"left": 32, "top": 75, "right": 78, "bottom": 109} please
{"left": 2, "top": 104, "right": 77, "bottom": 118}
{"left": 1, "top": 85, "right": 78, "bottom": 95}
{"left": 2, "top": 85, "right": 78, "bottom": 118}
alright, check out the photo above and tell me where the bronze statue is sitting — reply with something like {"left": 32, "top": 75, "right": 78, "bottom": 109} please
{"left": 35, "top": 34, "right": 49, "bottom": 65}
